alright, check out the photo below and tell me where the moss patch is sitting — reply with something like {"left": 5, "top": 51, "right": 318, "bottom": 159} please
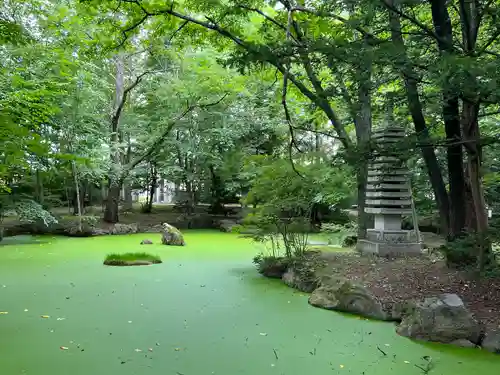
{"left": 103, "top": 252, "right": 162, "bottom": 266}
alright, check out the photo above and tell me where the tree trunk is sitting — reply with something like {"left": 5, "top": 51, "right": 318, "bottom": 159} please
{"left": 462, "top": 100, "right": 491, "bottom": 270}
{"left": 387, "top": 3, "right": 451, "bottom": 235}
{"left": 35, "top": 169, "right": 44, "bottom": 206}
{"left": 104, "top": 183, "right": 121, "bottom": 223}
{"left": 71, "top": 161, "right": 83, "bottom": 232}
{"left": 429, "top": 0, "right": 467, "bottom": 238}
{"left": 122, "top": 181, "right": 133, "bottom": 211}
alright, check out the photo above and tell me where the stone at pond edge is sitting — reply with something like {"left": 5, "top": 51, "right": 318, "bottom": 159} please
{"left": 110, "top": 223, "right": 139, "bottom": 235}
{"left": 396, "top": 293, "right": 482, "bottom": 344}
{"left": 481, "top": 330, "right": 500, "bottom": 354}
{"left": 161, "top": 223, "right": 185, "bottom": 246}
{"left": 140, "top": 239, "right": 153, "bottom": 245}
{"left": 309, "top": 280, "right": 388, "bottom": 321}
{"left": 450, "top": 339, "right": 476, "bottom": 348}
{"left": 217, "top": 219, "right": 238, "bottom": 233}
{"left": 282, "top": 268, "right": 319, "bottom": 293}
{"left": 281, "top": 252, "right": 324, "bottom": 293}
{"left": 258, "top": 257, "right": 289, "bottom": 279}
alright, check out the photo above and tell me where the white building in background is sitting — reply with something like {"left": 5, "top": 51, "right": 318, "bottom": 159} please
{"left": 131, "top": 179, "right": 177, "bottom": 204}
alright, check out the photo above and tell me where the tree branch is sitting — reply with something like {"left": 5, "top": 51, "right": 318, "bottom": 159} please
{"left": 111, "top": 70, "right": 151, "bottom": 132}
{"left": 126, "top": 93, "right": 228, "bottom": 173}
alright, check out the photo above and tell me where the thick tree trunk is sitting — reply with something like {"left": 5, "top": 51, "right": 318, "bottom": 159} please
{"left": 122, "top": 181, "right": 133, "bottom": 211}
{"left": 35, "top": 169, "right": 44, "bottom": 206}
{"left": 104, "top": 183, "right": 121, "bottom": 223}
{"left": 462, "top": 100, "right": 491, "bottom": 269}
{"left": 387, "top": 4, "right": 451, "bottom": 235}
{"left": 429, "top": 0, "right": 467, "bottom": 238}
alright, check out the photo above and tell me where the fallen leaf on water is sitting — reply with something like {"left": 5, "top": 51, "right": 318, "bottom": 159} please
{"left": 24, "top": 309, "right": 28, "bottom": 312}
{"left": 128, "top": 321, "right": 132, "bottom": 323}
{"left": 57, "top": 318, "right": 66, "bottom": 321}
{"left": 174, "top": 348, "right": 181, "bottom": 351}
{"left": 384, "top": 344, "right": 390, "bottom": 347}
{"left": 148, "top": 348, "right": 153, "bottom": 352}
{"left": 0, "top": 312, "right": 8, "bottom": 315}
{"left": 60, "top": 346, "right": 69, "bottom": 350}
{"left": 340, "top": 365, "right": 344, "bottom": 369}
{"left": 134, "top": 349, "right": 142, "bottom": 352}
{"left": 259, "top": 333, "right": 267, "bottom": 336}
{"left": 404, "top": 361, "right": 410, "bottom": 364}
{"left": 41, "top": 315, "right": 50, "bottom": 318}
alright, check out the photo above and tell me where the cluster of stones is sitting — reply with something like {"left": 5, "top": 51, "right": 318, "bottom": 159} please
{"left": 357, "top": 127, "right": 423, "bottom": 256}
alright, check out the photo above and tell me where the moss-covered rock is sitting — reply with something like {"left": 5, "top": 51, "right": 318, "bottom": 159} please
{"left": 309, "top": 280, "right": 388, "bottom": 321}
{"left": 161, "top": 223, "right": 185, "bottom": 246}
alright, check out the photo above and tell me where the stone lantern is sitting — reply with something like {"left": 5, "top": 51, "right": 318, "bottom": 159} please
{"left": 357, "top": 127, "right": 423, "bottom": 256}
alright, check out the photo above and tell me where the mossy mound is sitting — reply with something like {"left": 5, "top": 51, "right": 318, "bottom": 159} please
{"left": 103, "top": 252, "right": 162, "bottom": 266}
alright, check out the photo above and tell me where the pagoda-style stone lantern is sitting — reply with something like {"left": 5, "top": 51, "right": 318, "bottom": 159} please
{"left": 357, "top": 127, "right": 423, "bottom": 256}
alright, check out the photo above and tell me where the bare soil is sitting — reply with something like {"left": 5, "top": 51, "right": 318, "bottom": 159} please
{"left": 319, "top": 244, "right": 500, "bottom": 332}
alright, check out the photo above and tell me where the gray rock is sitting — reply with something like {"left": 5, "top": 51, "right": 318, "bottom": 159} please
{"left": 396, "top": 293, "right": 482, "bottom": 344}
{"left": 309, "top": 281, "right": 388, "bottom": 321}
{"left": 140, "top": 239, "right": 153, "bottom": 245}
{"left": 218, "top": 220, "right": 237, "bottom": 233}
{"left": 282, "top": 268, "right": 319, "bottom": 293}
{"left": 161, "top": 223, "right": 185, "bottom": 246}
{"left": 110, "top": 223, "right": 139, "bottom": 235}
{"left": 450, "top": 339, "right": 476, "bottom": 348}
{"left": 481, "top": 330, "right": 500, "bottom": 354}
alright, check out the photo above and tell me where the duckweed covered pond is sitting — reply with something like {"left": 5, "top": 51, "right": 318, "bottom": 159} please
{"left": 1, "top": 231, "right": 499, "bottom": 375}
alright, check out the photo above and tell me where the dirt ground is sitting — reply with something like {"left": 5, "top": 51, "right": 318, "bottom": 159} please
{"left": 319, "top": 241, "right": 500, "bottom": 331}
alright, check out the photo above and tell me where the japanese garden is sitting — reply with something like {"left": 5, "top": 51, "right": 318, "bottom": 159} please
{"left": 1, "top": 0, "right": 500, "bottom": 374}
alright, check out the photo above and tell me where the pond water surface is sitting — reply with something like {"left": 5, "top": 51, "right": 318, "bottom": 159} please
{"left": 0, "top": 231, "right": 499, "bottom": 375}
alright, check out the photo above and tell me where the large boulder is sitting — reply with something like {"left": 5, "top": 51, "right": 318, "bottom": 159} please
{"left": 481, "top": 330, "right": 500, "bottom": 354}
{"left": 161, "top": 223, "right": 185, "bottom": 246}
{"left": 309, "top": 280, "right": 388, "bottom": 321}
{"left": 396, "top": 293, "right": 482, "bottom": 344}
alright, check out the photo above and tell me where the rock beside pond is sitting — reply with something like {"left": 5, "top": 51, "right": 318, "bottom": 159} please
{"left": 140, "top": 239, "right": 153, "bottom": 245}
{"left": 281, "top": 252, "right": 324, "bottom": 293}
{"left": 161, "top": 223, "right": 185, "bottom": 246}
{"left": 450, "top": 339, "right": 476, "bottom": 348}
{"left": 110, "top": 223, "right": 139, "bottom": 235}
{"left": 257, "top": 257, "right": 290, "bottom": 279}
{"left": 217, "top": 219, "right": 238, "bottom": 233}
{"left": 481, "top": 330, "right": 500, "bottom": 354}
{"left": 396, "top": 293, "right": 482, "bottom": 344}
{"left": 309, "top": 280, "right": 388, "bottom": 321}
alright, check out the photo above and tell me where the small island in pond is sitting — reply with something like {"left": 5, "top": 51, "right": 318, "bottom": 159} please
{"left": 103, "top": 252, "right": 162, "bottom": 266}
